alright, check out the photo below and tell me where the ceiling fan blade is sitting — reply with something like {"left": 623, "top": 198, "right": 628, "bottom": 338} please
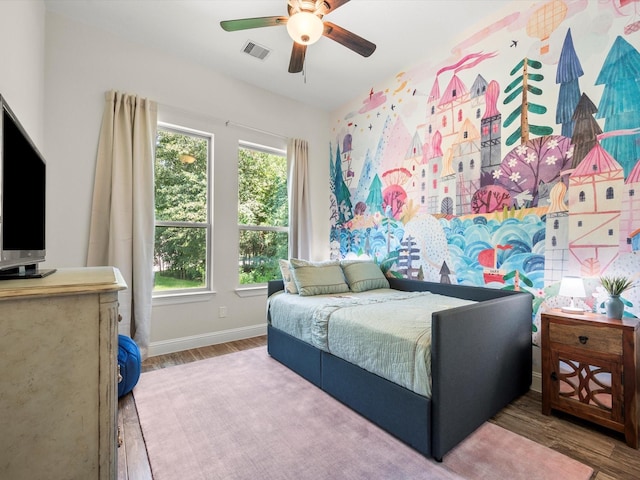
{"left": 220, "top": 16, "right": 288, "bottom": 32}
{"left": 322, "top": 21, "right": 376, "bottom": 57}
{"left": 288, "top": 42, "right": 307, "bottom": 73}
{"left": 316, "top": 0, "right": 351, "bottom": 16}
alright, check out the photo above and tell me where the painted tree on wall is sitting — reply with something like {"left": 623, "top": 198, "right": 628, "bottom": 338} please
{"left": 329, "top": 144, "right": 340, "bottom": 249}
{"left": 503, "top": 57, "right": 553, "bottom": 146}
{"left": 333, "top": 145, "right": 353, "bottom": 224}
{"left": 494, "top": 135, "right": 573, "bottom": 208}
{"left": 556, "top": 29, "right": 583, "bottom": 138}
{"left": 329, "top": 143, "right": 336, "bottom": 191}
{"left": 470, "top": 184, "right": 511, "bottom": 213}
{"left": 595, "top": 35, "right": 640, "bottom": 177}
{"left": 365, "top": 174, "right": 384, "bottom": 214}
{"left": 570, "top": 93, "right": 602, "bottom": 169}
{"left": 353, "top": 149, "right": 374, "bottom": 207}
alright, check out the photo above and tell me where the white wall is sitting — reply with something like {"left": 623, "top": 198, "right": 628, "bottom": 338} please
{"left": 0, "top": 1, "right": 45, "bottom": 146}
{"left": 44, "top": 12, "right": 330, "bottom": 353}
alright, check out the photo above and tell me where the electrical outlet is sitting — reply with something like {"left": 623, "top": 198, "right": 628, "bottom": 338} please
{"left": 219, "top": 306, "right": 227, "bottom": 318}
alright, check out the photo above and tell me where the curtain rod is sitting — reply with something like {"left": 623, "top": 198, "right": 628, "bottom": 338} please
{"left": 157, "top": 102, "right": 288, "bottom": 141}
{"left": 225, "top": 120, "right": 288, "bottom": 141}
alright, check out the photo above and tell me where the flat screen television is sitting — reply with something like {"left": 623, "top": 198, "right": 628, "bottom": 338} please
{"left": 0, "top": 95, "right": 55, "bottom": 279}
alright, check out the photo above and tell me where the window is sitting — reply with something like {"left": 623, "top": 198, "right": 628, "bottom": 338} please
{"left": 153, "top": 124, "right": 211, "bottom": 293}
{"left": 551, "top": 236, "right": 557, "bottom": 247}
{"left": 238, "top": 142, "right": 288, "bottom": 285}
{"left": 554, "top": 219, "right": 559, "bottom": 230}
{"left": 606, "top": 187, "right": 614, "bottom": 199}
{"left": 579, "top": 191, "right": 585, "bottom": 202}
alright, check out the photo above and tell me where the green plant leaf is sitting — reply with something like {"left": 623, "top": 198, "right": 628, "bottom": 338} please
{"left": 510, "top": 59, "right": 525, "bottom": 76}
{"left": 505, "top": 75, "right": 523, "bottom": 94}
{"left": 526, "top": 58, "right": 542, "bottom": 69}
{"left": 506, "top": 127, "right": 522, "bottom": 146}
{"left": 529, "top": 125, "right": 554, "bottom": 136}
{"left": 527, "top": 84, "right": 543, "bottom": 95}
{"left": 503, "top": 85, "right": 524, "bottom": 104}
{"left": 503, "top": 106, "right": 522, "bottom": 128}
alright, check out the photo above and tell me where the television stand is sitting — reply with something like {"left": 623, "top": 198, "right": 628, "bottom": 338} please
{"left": 0, "top": 264, "right": 57, "bottom": 280}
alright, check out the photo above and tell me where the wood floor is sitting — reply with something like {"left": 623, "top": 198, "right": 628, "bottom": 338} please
{"left": 118, "top": 336, "right": 640, "bottom": 480}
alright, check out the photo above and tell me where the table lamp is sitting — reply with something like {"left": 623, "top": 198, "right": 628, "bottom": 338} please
{"left": 559, "top": 276, "right": 585, "bottom": 314}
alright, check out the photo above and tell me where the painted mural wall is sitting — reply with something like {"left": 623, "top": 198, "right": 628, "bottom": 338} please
{"left": 329, "top": 0, "right": 640, "bottom": 344}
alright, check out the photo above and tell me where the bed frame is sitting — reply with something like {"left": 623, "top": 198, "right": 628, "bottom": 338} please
{"left": 266, "top": 277, "right": 533, "bottom": 461}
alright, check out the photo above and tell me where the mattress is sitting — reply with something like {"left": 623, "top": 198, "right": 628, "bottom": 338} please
{"left": 268, "top": 289, "right": 476, "bottom": 397}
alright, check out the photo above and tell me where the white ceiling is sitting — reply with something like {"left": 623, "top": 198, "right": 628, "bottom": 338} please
{"left": 43, "top": 0, "right": 514, "bottom": 111}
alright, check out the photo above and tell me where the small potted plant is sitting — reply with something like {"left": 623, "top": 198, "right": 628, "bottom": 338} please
{"left": 599, "top": 275, "right": 634, "bottom": 319}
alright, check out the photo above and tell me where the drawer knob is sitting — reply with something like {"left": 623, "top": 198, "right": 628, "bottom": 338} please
{"left": 578, "top": 335, "right": 588, "bottom": 344}
{"left": 551, "top": 372, "right": 558, "bottom": 381}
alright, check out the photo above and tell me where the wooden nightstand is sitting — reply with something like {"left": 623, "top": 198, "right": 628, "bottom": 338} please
{"left": 541, "top": 309, "right": 639, "bottom": 448}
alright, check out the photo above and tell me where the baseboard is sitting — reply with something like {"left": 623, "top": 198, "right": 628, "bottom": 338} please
{"left": 531, "top": 371, "right": 542, "bottom": 393}
{"left": 148, "top": 324, "right": 267, "bottom": 357}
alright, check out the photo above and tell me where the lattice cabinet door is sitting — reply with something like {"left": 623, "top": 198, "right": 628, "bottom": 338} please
{"left": 549, "top": 349, "right": 623, "bottom": 426}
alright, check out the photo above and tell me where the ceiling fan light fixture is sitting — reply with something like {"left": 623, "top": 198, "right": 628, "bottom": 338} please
{"left": 286, "top": 11, "right": 323, "bottom": 45}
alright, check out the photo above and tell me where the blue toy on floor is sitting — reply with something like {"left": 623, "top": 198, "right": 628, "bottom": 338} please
{"left": 118, "top": 335, "right": 141, "bottom": 397}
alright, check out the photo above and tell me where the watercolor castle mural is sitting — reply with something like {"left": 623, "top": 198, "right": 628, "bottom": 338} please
{"left": 329, "top": 0, "right": 640, "bottom": 345}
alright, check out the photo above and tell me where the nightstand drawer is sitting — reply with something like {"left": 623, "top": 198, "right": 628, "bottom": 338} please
{"left": 549, "top": 322, "right": 622, "bottom": 355}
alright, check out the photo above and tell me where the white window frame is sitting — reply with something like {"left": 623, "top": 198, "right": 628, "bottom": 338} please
{"left": 237, "top": 140, "right": 288, "bottom": 287}
{"left": 153, "top": 122, "right": 214, "bottom": 299}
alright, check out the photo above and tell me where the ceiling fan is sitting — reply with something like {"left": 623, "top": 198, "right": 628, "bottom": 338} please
{"left": 220, "top": 0, "right": 376, "bottom": 73}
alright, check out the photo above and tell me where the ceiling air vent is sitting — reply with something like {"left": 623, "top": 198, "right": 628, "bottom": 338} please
{"left": 243, "top": 41, "right": 271, "bottom": 60}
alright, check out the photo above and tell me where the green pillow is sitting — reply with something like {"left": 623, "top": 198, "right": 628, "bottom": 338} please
{"left": 289, "top": 259, "right": 350, "bottom": 296}
{"left": 341, "top": 260, "right": 389, "bottom": 293}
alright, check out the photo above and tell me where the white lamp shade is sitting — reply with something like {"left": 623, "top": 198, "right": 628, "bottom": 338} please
{"left": 559, "top": 276, "right": 585, "bottom": 314}
{"left": 286, "top": 12, "right": 324, "bottom": 45}
{"left": 559, "top": 276, "right": 586, "bottom": 298}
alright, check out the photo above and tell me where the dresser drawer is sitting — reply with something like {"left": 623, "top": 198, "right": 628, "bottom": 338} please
{"left": 549, "top": 322, "right": 622, "bottom": 355}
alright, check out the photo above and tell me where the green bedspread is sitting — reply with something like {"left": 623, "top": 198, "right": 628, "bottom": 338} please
{"left": 268, "top": 289, "right": 476, "bottom": 397}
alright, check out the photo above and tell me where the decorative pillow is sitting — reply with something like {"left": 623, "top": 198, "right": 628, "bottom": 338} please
{"left": 341, "top": 260, "right": 389, "bottom": 293}
{"left": 289, "top": 258, "right": 350, "bottom": 296}
{"left": 278, "top": 259, "right": 298, "bottom": 294}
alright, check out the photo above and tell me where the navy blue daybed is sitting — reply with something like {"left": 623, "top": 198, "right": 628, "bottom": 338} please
{"left": 267, "top": 277, "right": 532, "bottom": 461}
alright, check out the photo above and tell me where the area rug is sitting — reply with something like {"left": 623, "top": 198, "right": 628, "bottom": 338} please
{"left": 133, "top": 346, "right": 593, "bottom": 480}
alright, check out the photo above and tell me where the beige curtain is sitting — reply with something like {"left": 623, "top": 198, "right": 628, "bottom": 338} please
{"left": 287, "top": 138, "right": 312, "bottom": 259}
{"left": 87, "top": 91, "right": 157, "bottom": 359}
